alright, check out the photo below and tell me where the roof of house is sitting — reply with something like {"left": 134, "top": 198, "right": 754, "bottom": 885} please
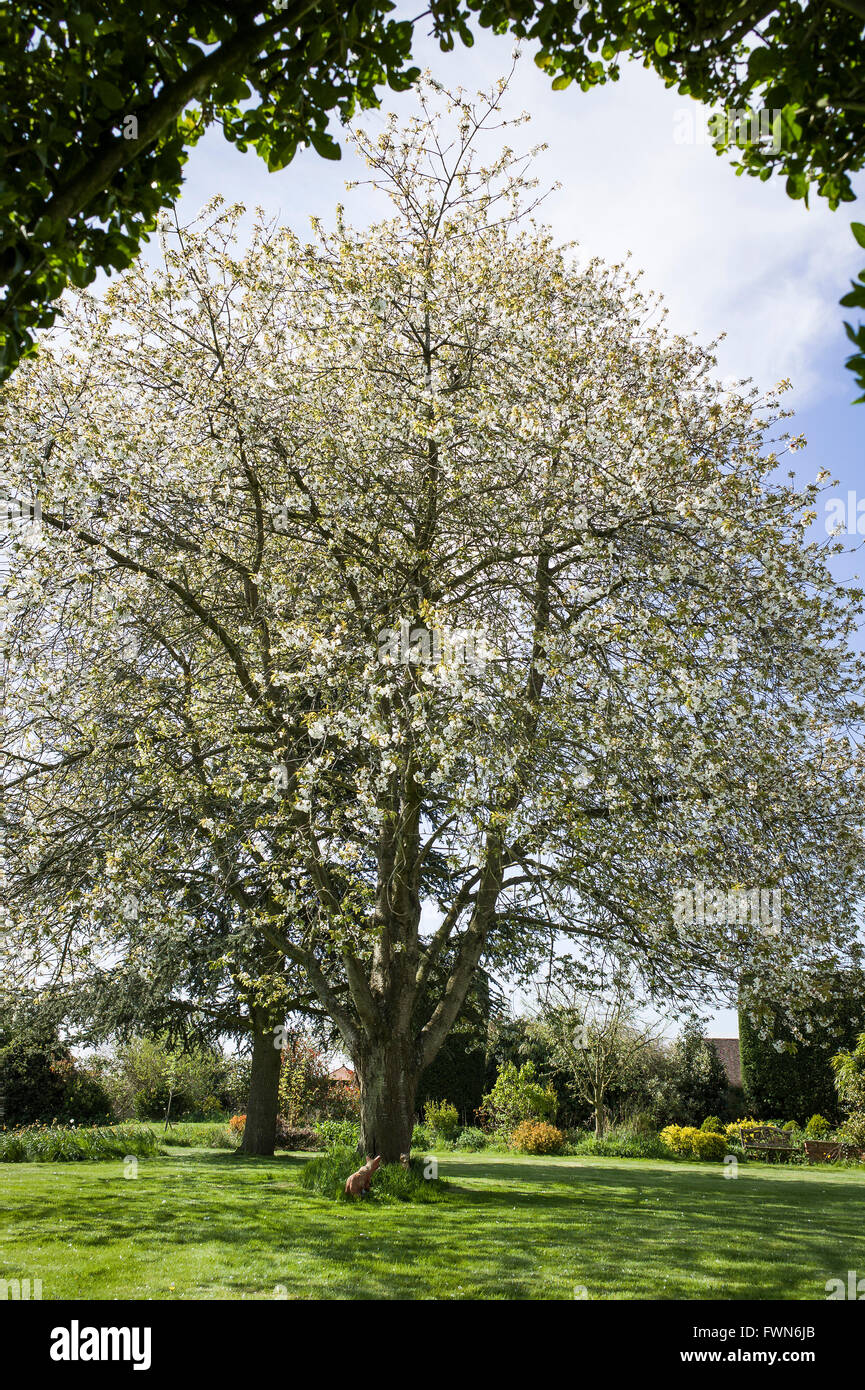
{"left": 706, "top": 1037, "right": 741, "bottom": 1088}
{"left": 328, "top": 1065, "right": 356, "bottom": 1083}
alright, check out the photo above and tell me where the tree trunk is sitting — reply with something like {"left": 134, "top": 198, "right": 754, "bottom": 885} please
{"left": 241, "top": 1012, "right": 282, "bottom": 1156}
{"left": 355, "top": 1038, "right": 418, "bottom": 1164}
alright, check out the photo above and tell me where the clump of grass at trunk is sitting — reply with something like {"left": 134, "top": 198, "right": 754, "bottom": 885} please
{"left": 0, "top": 1123, "right": 161, "bottom": 1162}
{"left": 298, "top": 1145, "right": 448, "bottom": 1202}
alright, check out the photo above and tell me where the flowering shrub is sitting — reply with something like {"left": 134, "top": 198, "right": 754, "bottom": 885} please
{"left": 320, "top": 1079, "right": 361, "bottom": 1123}
{"left": 832, "top": 1033, "right": 865, "bottom": 1150}
{"left": 660, "top": 1125, "right": 726, "bottom": 1161}
{"left": 278, "top": 1033, "right": 331, "bottom": 1125}
{"left": 509, "top": 1120, "right": 565, "bottom": 1155}
{"left": 229, "top": 1113, "right": 246, "bottom": 1135}
{"left": 838, "top": 1113, "right": 865, "bottom": 1148}
{"left": 725, "top": 1117, "right": 765, "bottom": 1140}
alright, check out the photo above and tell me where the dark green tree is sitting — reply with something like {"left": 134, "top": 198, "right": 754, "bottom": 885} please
{"left": 0, "top": 993, "right": 113, "bottom": 1124}
{"left": 415, "top": 973, "right": 491, "bottom": 1121}
{"left": 0, "top": 996, "right": 70, "bottom": 1124}
{"left": 740, "top": 971, "right": 865, "bottom": 1122}
{"left": 647, "top": 1024, "right": 729, "bottom": 1126}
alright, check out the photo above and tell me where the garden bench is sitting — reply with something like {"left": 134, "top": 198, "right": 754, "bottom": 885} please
{"left": 738, "top": 1124, "right": 796, "bottom": 1157}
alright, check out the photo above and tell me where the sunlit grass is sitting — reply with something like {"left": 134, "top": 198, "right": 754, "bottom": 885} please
{"left": 1, "top": 1147, "right": 864, "bottom": 1300}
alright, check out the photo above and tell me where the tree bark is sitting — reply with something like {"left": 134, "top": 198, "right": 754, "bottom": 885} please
{"left": 241, "top": 1011, "right": 283, "bottom": 1157}
{"left": 354, "top": 1038, "right": 418, "bottom": 1164}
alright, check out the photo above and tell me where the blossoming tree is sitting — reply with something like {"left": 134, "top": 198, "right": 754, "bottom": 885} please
{"left": 2, "top": 79, "right": 863, "bottom": 1161}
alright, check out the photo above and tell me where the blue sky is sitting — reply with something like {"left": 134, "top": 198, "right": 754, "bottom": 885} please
{"left": 142, "top": 23, "right": 864, "bottom": 1038}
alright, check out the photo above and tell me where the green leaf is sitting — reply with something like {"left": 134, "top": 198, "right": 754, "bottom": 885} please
{"left": 309, "top": 129, "right": 341, "bottom": 161}
{"left": 785, "top": 172, "right": 808, "bottom": 201}
{"left": 94, "top": 79, "right": 125, "bottom": 111}
{"left": 851, "top": 223, "right": 865, "bottom": 250}
{"left": 551, "top": 74, "right": 572, "bottom": 91}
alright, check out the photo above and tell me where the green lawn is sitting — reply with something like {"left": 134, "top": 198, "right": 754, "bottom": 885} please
{"left": 2, "top": 1148, "right": 864, "bottom": 1300}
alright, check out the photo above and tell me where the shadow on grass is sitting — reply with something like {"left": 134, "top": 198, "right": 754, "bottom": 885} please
{"left": 8, "top": 1149, "right": 865, "bottom": 1300}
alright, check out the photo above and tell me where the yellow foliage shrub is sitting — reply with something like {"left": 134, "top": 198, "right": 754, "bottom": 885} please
{"left": 660, "top": 1124, "right": 726, "bottom": 1161}
{"left": 725, "top": 1117, "right": 764, "bottom": 1139}
{"left": 509, "top": 1120, "right": 564, "bottom": 1154}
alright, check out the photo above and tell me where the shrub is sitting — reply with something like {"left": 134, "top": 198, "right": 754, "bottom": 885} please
{"left": 700, "top": 1115, "right": 724, "bottom": 1133}
{"left": 229, "top": 1113, "right": 246, "bottom": 1135}
{"left": 661, "top": 1124, "right": 727, "bottom": 1161}
{"left": 277, "top": 1032, "right": 331, "bottom": 1125}
{"left": 275, "top": 1122, "right": 321, "bottom": 1151}
{"left": 133, "top": 1081, "right": 185, "bottom": 1121}
{"left": 60, "top": 1067, "right": 115, "bottom": 1124}
{"left": 509, "top": 1120, "right": 565, "bottom": 1155}
{"left": 645, "top": 1028, "right": 729, "bottom": 1128}
{"left": 0, "top": 1012, "right": 116, "bottom": 1125}
{"left": 108, "top": 1035, "right": 231, "bottom": 1121}
{"left": 0, "top": 1122, "right": 160, "bottom": 1162}
{"left": 416, "top": 1023, "right": 488, "bottom": 1122}
{"left": 297, "top": 1146, "right": 446, "bottom": 1202}
{"left": 479, "top": 1061, "right": 557, "bottom": 1133}
{"left": 316, "top": 1119, "right": 359, "bottom": 1149}
{"left": 838, "top": 1113, "right": 865, "bottom": 1148}
{"left": 0, "top": 1002, "right": 72, "bottom": 1125}
{"left": 832, "top": 1031, "right": 865, "bottom": 1151}
{"left": 804, "top": 1113, "right": 832, "bottom": 1138}
{"left": 423, "top": 1099, "right": 460, "bottom": 1142}
{"left": 411, "top": 1122, "right": 430, "bottom": 1150}
{"left": 453, "top": 1126, "right": 488, "bottom": 1151}
{"left": 725, "top": 1117, "right": 765, "bottom": 1140}
{"left": 318, "top": 1078, "right": 361, "bottom": 1123}
{"left": 782, "top": 1120, "right": 798, "bottom": 1132}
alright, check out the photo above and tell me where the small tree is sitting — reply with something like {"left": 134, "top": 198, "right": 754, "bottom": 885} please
{"left": 109, "top": 1034, "right": 230, "bottom": 1121}
{"left": 536, "top": 978, "right": 663, "bottom": 1138}
{"left": 277, "top": 1031, "right": 330, "bottom": 1126}
{"left": 649, "top": 1026, "right": 730, "bottom": 1127}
